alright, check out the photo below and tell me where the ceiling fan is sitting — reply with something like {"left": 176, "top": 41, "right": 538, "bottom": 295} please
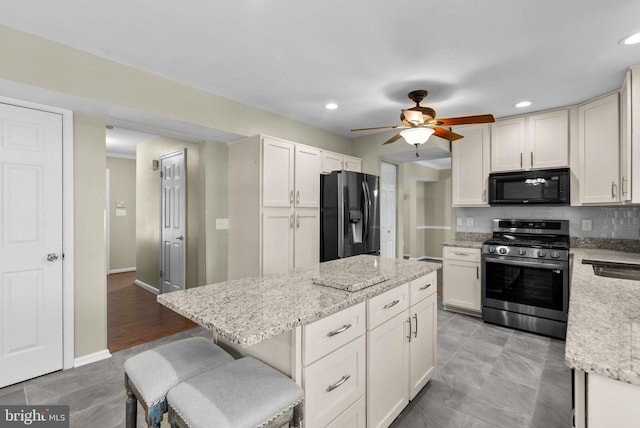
{"left": 351, "top": 90, "right": 495, "bottom": 146}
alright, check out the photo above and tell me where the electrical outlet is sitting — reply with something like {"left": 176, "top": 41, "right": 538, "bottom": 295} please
{"left": 581, "top": 219, "right": 592, "bottom": 232}
{"left": 457, "top": 217, "right": 463, "bottom": 226}
{"left": 216, "top": 218, "right": 229, "bottom": 230}
{"left": 466, "top": 217, "right": 474, "bottom": 227}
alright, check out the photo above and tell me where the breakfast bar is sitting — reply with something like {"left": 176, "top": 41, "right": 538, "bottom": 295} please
{"left": 157, "top": 255, "right": 441, "bottom": 427}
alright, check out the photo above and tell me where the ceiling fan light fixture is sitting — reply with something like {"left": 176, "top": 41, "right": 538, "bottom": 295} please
{"left": 515, "top": 100, "right": 533, "bottom": 108}
{"left": 400, "top": 127, "right": 435, "bottom": 145}
{"left": 620, "top": 32, "right": 640, "bottom": 45}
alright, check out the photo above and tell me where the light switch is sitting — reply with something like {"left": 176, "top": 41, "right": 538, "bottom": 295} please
{"left": 466, "top": 217, "right": 474, "bottom": 227}
{"left": 116, "top": 200, "right": 126, "bottom": 208}
{"left": 216, "top": 218, "right": 229, "bottom": 230}
{"left": 457, "top": 217, "right": 463, "bottom": 226}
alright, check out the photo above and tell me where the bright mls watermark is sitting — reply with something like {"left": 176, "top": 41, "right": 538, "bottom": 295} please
{"left": 0, "top": 406, "right": 69, "bottom": 428}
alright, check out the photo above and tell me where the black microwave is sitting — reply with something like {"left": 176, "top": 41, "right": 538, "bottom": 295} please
{"left": 488, "top": 168, "right": 570, "bottom": 205}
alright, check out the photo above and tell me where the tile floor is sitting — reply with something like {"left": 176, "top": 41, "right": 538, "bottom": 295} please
{"left": 0, "top": 301, "right": 571, "bottom": 428}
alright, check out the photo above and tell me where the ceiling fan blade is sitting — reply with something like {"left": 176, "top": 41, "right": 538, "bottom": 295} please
{"left": 382, "top": 133, "right": 403, "bottom": 145}
{"left": 431, "top": 114, "right": 496, "bottom": 126}
{"left": 433, "top": 127, "right": 464, "bottom": 141}
{"left": 351, "top": 125, "right": 404, "bottom": 132}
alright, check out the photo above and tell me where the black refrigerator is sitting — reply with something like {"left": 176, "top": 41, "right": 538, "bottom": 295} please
{"left": 320, "top": 170, "right": 380, "bottom": 262}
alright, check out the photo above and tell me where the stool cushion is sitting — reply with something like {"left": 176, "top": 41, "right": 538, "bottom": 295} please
{"left": 124, "top": 337, "right": 233, "bottom": 406}
{"left": 167, "top": 357, "right": 303, "bottom": 428}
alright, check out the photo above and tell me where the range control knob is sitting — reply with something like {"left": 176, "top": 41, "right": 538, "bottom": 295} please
{"left": 551, "top": 251, "right": 560, "bottom": 258}
{"left": 538, "top": 250, "right": 547, "bottom": 258}
{"left": 499, "top": 247, "right": 508, "bottom": 255}
{"left": 488, "top": 247, "right": 496, "bottom": 254}
{"left": 518, "top": 248, "right": 527, "bottom": 256}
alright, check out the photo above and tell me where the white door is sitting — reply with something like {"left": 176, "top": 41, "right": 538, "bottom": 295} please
{"left": 262, "top": 137, "right": 294, "bottom": 208}
{"left": 0, "top": 102, "right": 63, "bottom": 387}
{"left": 409, "top": 293, "right": 437, "bottom": 400}
{"left": 294, "top": 209, "right": 319, "bottom": 269}
{"left": 262, "top": 208, "right": 293, "bottom": 275}
{"left": 380, "top": 162, "right": 397, "bottom": 258}
{"left": 160, "top": 149, "right": 186, "bottom": 293}
{"left": 294, "top": 145, "right": 320, "bottom": 208}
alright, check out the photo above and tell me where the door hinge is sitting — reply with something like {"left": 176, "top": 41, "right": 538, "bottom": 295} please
{"left": 160, "top": 171, "right": 164, "bottom": 178}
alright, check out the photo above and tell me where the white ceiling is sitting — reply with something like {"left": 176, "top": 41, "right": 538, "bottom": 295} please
{"left": 1, "top": 0, "right": 639, "bottom": 145}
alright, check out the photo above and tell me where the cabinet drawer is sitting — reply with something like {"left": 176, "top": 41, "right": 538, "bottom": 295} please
{"left": 367, "top": 283, "right": 409, "bottom": 330}
{"left": 443, "top": 246, "right": 481, "bottom": 263}
{"left": 303, "top": 336, "right": 366, "bottom": 428}
{"left": 303, "top": 302, "right": 365, "bottom": 366}
{"left": 410, "top": 272, "right": 437, "bottom": 306}
{"left": 326, "top": 396, "right": 365, "bottom": 428}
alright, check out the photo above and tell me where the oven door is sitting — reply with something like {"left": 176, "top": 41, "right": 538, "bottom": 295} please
{"left": 481, "top": 256, "right": 569, "bottom": 322}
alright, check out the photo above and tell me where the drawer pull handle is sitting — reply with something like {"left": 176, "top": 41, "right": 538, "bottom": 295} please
{"left": 327, "top": 324, "right": 352, "bottom": 337}
{"left": 419, "top": 283, "right": 431, "bottom": 290}
{"left": 384, "top": 299, "right": 400, "bottom": 309}
{"left": 326, "top": 374, "right": 351, "bottom": 392}
{"left": 454, "top": 252, "right": 469, "bottom": 256}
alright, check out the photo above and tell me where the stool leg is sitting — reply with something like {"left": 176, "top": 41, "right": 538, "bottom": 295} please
{"left": 124, "top": 374, "right": 137, "bottom": 428}
{"left": 290, "top": 402, "right": 302, "bottom": 428}
{"left": 147, "top": 403, "right": 164, "bottom": 428}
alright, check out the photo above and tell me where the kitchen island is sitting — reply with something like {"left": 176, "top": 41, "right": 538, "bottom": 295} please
{"left": 158, "top": 255, "right": 440, "bottom": 428}
{"left": 565, "top": 249, "right": 640, "bottom": 428}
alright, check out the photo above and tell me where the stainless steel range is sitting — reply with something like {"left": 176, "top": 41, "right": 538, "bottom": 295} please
{"left": 481, "top": 219, "right": 570, "bottom": 339}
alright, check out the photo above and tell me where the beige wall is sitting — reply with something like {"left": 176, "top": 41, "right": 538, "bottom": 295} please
{"left": 73, "top": 114, "right": 107, "bottom": 357}
{"left": 203, "top": 141, "right": 229, "bottom": 284}
{"left": 136, "top": 137, "right": 205, "bottom": 289}
{"left": 423, "top": 170, "right": 455, "bottom": 258}
{"left": 106, "top": 157, "right": 136, "bottom": 271}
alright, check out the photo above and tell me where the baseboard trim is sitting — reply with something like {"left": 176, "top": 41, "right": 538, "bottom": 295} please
{"left": 74, "top": 349, "right": 112, "bottom": 367}
{"left": 109, "top": 267, "right": 136, "bottom": 274}
{"left": 134, "top": 279, "right": 159, "bottom": 294}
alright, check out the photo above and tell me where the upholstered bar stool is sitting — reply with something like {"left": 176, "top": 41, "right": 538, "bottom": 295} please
{"left": 167, "top": 357, "right": 304, "bottom": 428}
{"left": 124, "top": 337, "right": 234, "bottom": 428}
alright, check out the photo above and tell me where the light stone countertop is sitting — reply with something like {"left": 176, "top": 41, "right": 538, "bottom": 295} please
{"left": 565, "top": 249, "right": 640, "bottom": 386}
{"left": 441, "top": 240, "right": 484, "bottom": 249}
{"left": 157, "top": 255, "right": 440, "bottom": 347}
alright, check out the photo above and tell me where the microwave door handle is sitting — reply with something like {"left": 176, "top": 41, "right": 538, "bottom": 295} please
{"left": 484, "top": 257, "right": 566, "bottom": 271}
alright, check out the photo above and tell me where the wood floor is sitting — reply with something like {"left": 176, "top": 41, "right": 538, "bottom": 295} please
{"left": 107, "top": 271, "right": 197, "bottom": 352}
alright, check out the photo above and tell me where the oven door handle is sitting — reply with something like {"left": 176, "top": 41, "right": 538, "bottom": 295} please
{"left": 483, "top": 257, "right": 567, "bottom": 270}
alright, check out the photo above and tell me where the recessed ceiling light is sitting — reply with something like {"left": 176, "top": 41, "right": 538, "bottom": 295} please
{"left": 515, "top": 100, "right": 533, "bottom": 108}
{"left": 620, "top": 31, "right": 640, "bottom": 45}
{"left": 325, "top": 103, "right": 338, "bottom": 110}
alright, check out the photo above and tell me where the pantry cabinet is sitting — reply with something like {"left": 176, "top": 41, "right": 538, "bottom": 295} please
{"left": 491, "top": 110, "right": 568, "bottom": 172}
{"left": 442, "top": 246, "right": 481, "bottom": 316}
{"left": 451, "top": 124, "right": 490, "bottom": 206}
{"left": 228, "top": 135, "right": 320, "bottom": 279}
{"left": 577, "top": 93, "right": 620, "bottom": 204}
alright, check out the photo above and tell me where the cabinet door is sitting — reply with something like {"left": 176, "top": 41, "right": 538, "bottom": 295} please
{"left": 367, "top": 311, "right": 409, "bottom": 428}
{"left": 343, "top": 156, "right": 362, "bottom": 172}
{"left": 322, "top": 151, "right": 344, "bottom": 173}
{"left": 294, "top": 209, "right": 319, "bottom": 269}
{"left": 491, "top": 117, "right": 526, "bottom": 172}
{"left": 620, "top": 71, "right": 632, "bottom": 202}
{"left": 442, "top": 259, "right": 481, "bottom": 312}
{"left": 578, "top": 93, "right": 620, "bottom": 204}
{"left": 262, "top": 137, "right": 294, "bottom": 207}
{"left": 326, "top": 396, "right": 366, "bottom": 428}
{"left": 262, "top": 209, "right": 293, "bottom": 275}
{"left": 294, "top": 145, "right": 320, "bottom": 207}
{"left": 452, "top": 124, "right": 490, "bottom": 206}
{"left": 527, "top": 109, "right": 569, "bottom": 169}
{"left": 409, "top": 293, "right": 437, "bottom": 400}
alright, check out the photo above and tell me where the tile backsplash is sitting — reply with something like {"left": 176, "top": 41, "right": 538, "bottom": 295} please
{"left": 456, "top": 206, "right": 640, "bottom": 239}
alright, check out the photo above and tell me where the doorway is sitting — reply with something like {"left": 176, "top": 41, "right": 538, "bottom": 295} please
{"left": 380, "top": 162, "right": 397, "bottom": 258}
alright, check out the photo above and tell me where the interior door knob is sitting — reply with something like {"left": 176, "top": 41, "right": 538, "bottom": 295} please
{"left": 176, "top": 236, "right": 184, "bottom": 241}
{"left": 47, "top": 253, "right": 58, "bottom": 262}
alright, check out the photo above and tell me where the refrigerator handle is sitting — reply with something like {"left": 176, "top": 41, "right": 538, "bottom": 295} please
{"left": 362, "top": 181, "right": 370, "bottom": 244}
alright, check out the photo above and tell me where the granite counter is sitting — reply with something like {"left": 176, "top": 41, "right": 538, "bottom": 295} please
{"left": 565, "top": 249, "right": 640, "bottom": 386}
{"left": 441, "top": 240, "right": 484, "bottom": 249}
{"left": 157, "top": 255, "right": 440, "bottom": 347}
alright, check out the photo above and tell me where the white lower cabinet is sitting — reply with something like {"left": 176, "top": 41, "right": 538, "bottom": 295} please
{"left": 408, "top": 292, "right": 437, "bottom": 400}
{"left": 326, "top": 396, "right": 366, "bottom": 428}
{"left": 442, "top": 246, "right": 481, "bottom": 315}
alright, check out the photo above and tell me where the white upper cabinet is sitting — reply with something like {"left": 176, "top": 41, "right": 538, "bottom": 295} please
{"left": 491, "top": 110, "right": 569, "bottom": 172}
{"left": 262, "top": 137, "right": 294, "bottom": 207}
{"left": 578, "top": 92, "right": 620, "bottom": 204}
{"left": 321, "top": 151, "right": 362, "bottom": 174}
{"left": 491, "top": 117, "right": 526, "bottom": 172}
{"left": 452, "top": 124, "right": 490, "bottom": 206}
{"left": 527, "top": 110, "right": 569, "bottom": 169}
{"left": 294, "top": 145, "right": 320, "bottom": 208}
